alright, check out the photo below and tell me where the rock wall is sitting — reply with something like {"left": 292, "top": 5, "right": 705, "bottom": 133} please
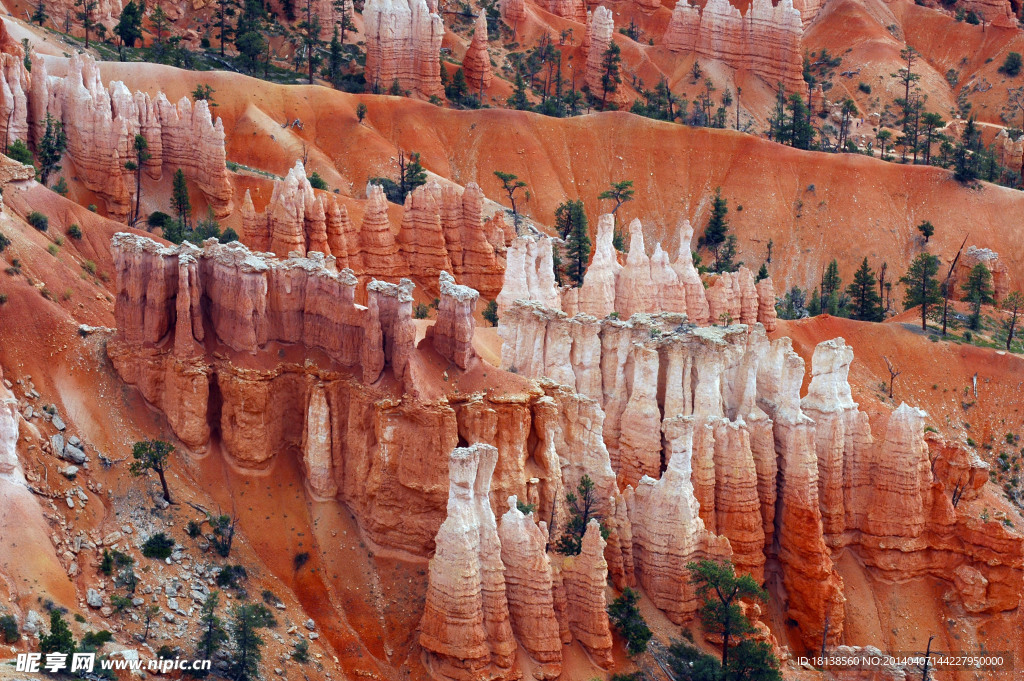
{"left": 496, "top": 297, "right": 1024, "bottom": 650}
{"left": 664, "top": 0, "right": 804, "bottom": 92}
{"left": 0, "top": 373, "right": 19, "bottom": 476}
{"left": 364, "top": 0, "right": 444, "bottom": 98}
{"left": 244, "top": 176, "right": 504, "bottom": 297}
{"left": 428, "top": 271, "right": 479, "bottom": 369}
{"left": 21, "top": 51, "right": 232, "bottom": 220}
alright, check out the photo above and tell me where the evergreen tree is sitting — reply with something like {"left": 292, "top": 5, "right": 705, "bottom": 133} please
{"left": 508, "top": 69, "right": 530, "bottom": 110}
{"left": 31, "top": 0, "right": 48, "bottom": 26}
{"left": 899, "top": 253, "right": 942, "bottom": 331}
{"left": 39, "top": 610, "right": 75, "bottom": 657}
{"left": 917, "top": 220, "right": 935, "bottom": 243}
{"left": 821, "top": 259, "right": 844, "bottom": 315}
{"left": 599, "top": 42, "right": 622, "bottom": 110}
{"left": 37, "top": 113, "right": 67, "bottom": 186}
{"left": 598, "top": 180, "right": 634, "bottom": 219}
{"left": 324, "top": 26, "right": 344, "bottom": 88}
{"left": 171, "top": 169, "right": 192, "bottom": 232}
{"left": 554, "top": 475, "right": 607, "bottom": 555}
{"left": 687, "top": 559, "right": 767, "bottom": 672}
{"left": 446, "top": 68, "right": 469, "bottom": 105}
{"left": 212, "top": 0, "right": 237, "bottom": 57}
{"left": 494, "top": 171, "right": 528, "bottom": 227}
{"left": 846, "top": 258, "right": 884, "bottom": 322}
{"left": 807, "top": 288, "right": 822, "bottom": 316}
{"left": 228, "top": 603, "right": 276, "bottom": 681}
{"left": 129, "top": 439, "right": 175, "bottom": 503}
{"left": 125, "top": 134, "right": 150, "bottom": 227}
{"left": 197, "top": 591, "right": 228, "bottom": 669}
{"left": 555, "top": 199, "right": 589, "bottom": 287}
{"left": 74, "top": 0, "right": 99, "bottom": 48}
{"left": 482, "top": 299, "right": 499, "bottom": 327}
{"left": 961, "top": 262, "right": 994, "bottom": 330}
{"left": 700, "top": 187, "right": 730, "bottom": 271}
{"left": 1002, "top": 291, "right": 1024, "bottom": 351}
{"left": 400, "top": 152, "right": 427, "bottom": 196}
{"left": 728, "top": 640, "right": 783, "bottom": 681}
{"left": 297, "top": 0, "right": 324, "bottom": 84}
{"left": 607, "top": 588, "right": 652, "bottom": 656}
{"left": 115, "top": 0, "right": 143, "bottom": 53}
{"left": 234, "top": 0, "right": 267, "bottom": 73}
{"left": 334, "top": 0, "right": 356, "bottom": 43}
{"left": 7, "top": 139, "right": 33, "bottom": 167}
{"left": 149, "top": 4, "right": 170, "bottom": 48}
{"left": 756, "top": 262, "right": 769, "bottom": 282}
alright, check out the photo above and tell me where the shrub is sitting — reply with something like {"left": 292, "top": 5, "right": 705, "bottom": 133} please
{"left": 147, "top": 211, "right": 171, "bottom": 230}
{"left": 52, "top": 177, "right": 69, "bottom": 196}
{"left": 219, "top": 227, "right": 239, "bottom": 243}
{"left": 0, "top": 294, "right": 7, "bottom": 305}
{"left": 141, "top": 532, "right": 175, "bottom": 560}
{"left": 482, "top": 300, "right": 498, "bottom": 327}
{"left": 0, "top": 614, "right": 19, "bottom": 643}
{"left": 413, "top": 302, "right": 430, "bottom": 319}
{"left": 0, "top": 230, "right": 10, "bottom": 252}
{"left": 216, "top": 564, "right": 248, "bottom": 589}
{"left": 28, "top": 211, "right": 48, "bottom": 231}
{"left": 608, "top": 587, "right": 652, "bottom": 655}
{"left": 186, "top": 520, "right": 202, "bottom": 538}
{"left": 7, "top": 139, "right": 34, "bottom": 166}
{"left": 1000, "top": 51, "right": 1022, "bottom": 77}
{"left": 291, "top": 639, "right": 310, "bottom": 663}
{"left": 308, "top": 172, "right": 328, "bottom": 190}
{"left": 110, "top": 594, "right": 133, "bottom": 613}
{"left": 87, "top": 204, "right": 97, "bottom": 212}
{"left": 294, "top": 552, "right": 310, "bottom": 571}
{"left": 82, "top": 260, "right": 97, "bottom": 275}
{"left": 81, "top": 629, "right": 113, "bottom": 649}
{"left": 47, "top": 243, "right": 59, "bottom": 256}
{"left": 67, "top": 224, "right": 82, "bottom": 239}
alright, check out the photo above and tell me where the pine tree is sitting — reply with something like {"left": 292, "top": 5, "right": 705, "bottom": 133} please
{"left": 37, "top": 113, "right": 67, "bottom": 186}
{"left": 599, "top": 41, "right": 622, "bottom": 110}
{"left": 756, "top": 263, "right": 769, "bottom": 282}
{"left": 961, "top": 262, "right": 994, "bottom": 330}
{"left": 212, "top": 0, "right": 237, "bottom": 57}
{"left": 400, "top": 152, "right": 427, "bottom": 196}
{"left": 115, "top": 0, "right": 143, "bottom": 54}
{"left": 334, "top": 0, "right": 356, "bottom": 44}
{"left": 171, "top": 169, "right": 192, "bottom": 232}
{"left": 447, "top": 68, "right": 469, "bottom": 105}
{"left": 234, "top": 0, "right": 267, "bottom": 73}
{"left": 74, "top": 0, "right": 99, "bottom": 48}
{"left": 846, "top": 258, "right": 884, "bottom": 321}
{"left": 687, "top": 559, "right": 767, "bottom": 671}
{"left": 700, "top": 187, "right": 730, "bottom": 271}
{"left": 129, "top": 439, "right": 175, "bottom": 504}
{"left": 900, "top": 253, "right": 942, "bottom": 331}
{"left": 508, "top": 69, "right": 530, "bottom": 110}
{"left": 607, "top": 588, "right": 652, "bottom": 656}
{"left": 31, "top": 0, "right": 48, "bottom": 25}
{"left": 228, "top": 603, "right": 276, "bottom": 681}
{"left": 324, "top": 26, "right": 344, "bottom": 88}
{"left": 917, "top": 220, "right": 935, "bottom": 243}
{"left": 554, "top": 475, "right": 607, "bottom": 555}
{"left": 555, "top": 200, "right": 589, "bottom": 287}
{"left": 821, "top": 259, "right": 843, "bottom": 315}
{"left": 126, "top": 134, "right": 150, "bottom": 227}
{"left": 197, "top": 591, "right": 228, "bottom": 665}
{"left": 39, "top": 610, "right": 75, "bottom": 657}
{"left": 298, "top": 0, "right": 324, "bottom": 84}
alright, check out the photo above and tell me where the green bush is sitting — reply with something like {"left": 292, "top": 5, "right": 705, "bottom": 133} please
{"left": 858, "top": 82, "right": 871, "bottom": 94}
{"left": 67, "top": 224, "right": 82, "bottom": 239}
{"left": 291, "top": 639, "right": 310, "bottom": 663}
{"left": 141, "top": 532, "right": 175, "bottom": 560}
{"left": 482, "top": 300, "right": 498, "bottom": 327}
{"left": 81, "top": 630, "right": 113, "bottom": 649}
{"left": 27, "top": 211, "right": 48, "bottom": 231}
{"left": 608, "top": 587, "right": 652, "bottom": 656}
{"left": 0, "top": 230, "right": 10, "bottom": 252}
{"left": 0, "top": 614, "right": 20, "bottom": 643}
{"left": 413, "top": 302, "right": 430, "bottom": 319}
{"left": 82, "top": 260, "right": 97, "bottom": 275}
{"left": 1000, "top": 51, "right": 1022, "bottom": 77}
{"left": 308, "top": 172, "right": 328, "bottom": 190}
{"left": 216, "top": 564, "right": 248, "bottom": 589}
{"left": 7, "top": 139, "right": 34, "bottom": 167}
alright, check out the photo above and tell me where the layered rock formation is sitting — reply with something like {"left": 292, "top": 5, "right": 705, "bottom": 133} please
{"left": 559, "top": 520, "right": 614, "bottom": 668}
{"left": 957, "top": 0, "right": 1017, "bottom": 26}
{"left": 420, "top": 444, "right": 518, "bottom": 681}
{"left": 16, "top": 51, "right": 232, "bottom": 219}
{"left": 499, "top": 0, "right": 526, "bottom": 27}
{"left": 241, "top": 160, "right": 349, "bottom": 258}
{"left": 0, "top": 23, "right": 28, "bottom": 151}
{"left": 665, "top": 0, "right": 804, "bottom": 92}
{"left": 949, "top": 245, "right": 1011, "bottom": 302}
{"left": 364, "top": 0, "right": 444, "bottom": 98}
{"left": 584, "top": 7, "right": 622, "bottom": 105}
{"left": 497, "top": 498, "right": 562, "bottom": 678}
{"left": 462, "top": 13, "right": 493, "bottom": 92}
{"left": 429, "top": 271, "right": 479, "bottom": 369}
{"left": 499, "top": 213, "right": 775, "bottom": 329}
{"left": 546, "top": 0, "right": 587, "bottom": 22}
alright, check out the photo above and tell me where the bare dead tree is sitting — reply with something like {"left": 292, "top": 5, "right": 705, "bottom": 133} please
{"left": 883, "top": 356, "right": 901, "bottom": 399}
{"left": 951, "top": 474, "right": 967, "bottom": 508}
{"left": 942, "top": 234, "right": 969, "bottom": 336}
{"left": 920, "top": 635, "right": 935, "bottom": 681}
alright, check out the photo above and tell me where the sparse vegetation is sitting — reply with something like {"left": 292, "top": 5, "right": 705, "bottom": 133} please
{"left": 141, "top": 532, "right": 176, "bottom": 560}
{"left": 129, "top": 439, "right": 175, "bottom": 504}
{"left": 28, "top": 211, "right": 49, "bottom": 231}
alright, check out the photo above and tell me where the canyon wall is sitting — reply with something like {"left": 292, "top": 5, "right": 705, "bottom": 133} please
{"left": 4, "top": 47, "right": 233, "bottom": 220}
{"left": 364, "top": 0, "right": 445, "bottom": 98}
{"left": 242, "top": 169, "right": 506, "bottom": 298}
{"left": 664, "top": 0, "right": 805, "bottom": 92}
